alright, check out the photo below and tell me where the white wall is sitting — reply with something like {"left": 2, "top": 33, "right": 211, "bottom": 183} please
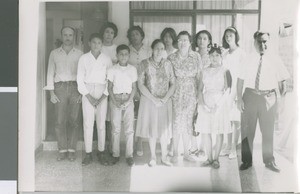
{"left": 110, "top": 1, "right": 130, "bottom": 45}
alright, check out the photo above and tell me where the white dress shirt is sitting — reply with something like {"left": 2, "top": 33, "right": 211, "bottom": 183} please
{"left": 107, "top": 63, "right": 137, "bottom": 94}
{"left": 77, "top": 51, "right": 112, "bottom": 96}
{"left": 44, "top": 47, "right": 83, "bottom": 90}
{"left": 239, "top": 52, "right": 290, "bottom": 91}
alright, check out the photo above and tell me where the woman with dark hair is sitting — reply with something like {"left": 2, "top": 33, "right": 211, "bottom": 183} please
{"left": 127, "top": 25, "right": 151, "bottom": 157}
{"left": 220, "top": 26, "right": 246, "bottom": 159}
{"left": 160, "top": 27, "right": 178, "bottom": 57}
{"left": 127, "top": 25, "right": 152, "bottom": 68}
{"left": 100, "top": 22, "right": 119, "bottom": 64}
{"left": 168, "top": 31, "right": 202, "bottom": 163}
{"left": 190, "top": 30, "right": 213, "bottom": 157}
{"left": 194, "top": 44, "right": 231, "bottom": 169}
{"left": 136, "top": 39, "right": 175, "bottom": 167}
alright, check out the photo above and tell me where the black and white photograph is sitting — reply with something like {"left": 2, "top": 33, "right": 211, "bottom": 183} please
{"left": 19, "top": 0, "right": 299, "bottom": 193}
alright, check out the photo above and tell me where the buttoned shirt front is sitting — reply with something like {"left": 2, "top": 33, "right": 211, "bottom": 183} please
{"left": 107, "top": 64, "right": 137, "bottom": 94}
{"left": 77, "top": 51, "right": 112, "bottom": 96}
{"left": 44, "top": 47, "right": 83, "bottom": 90}
{"left": 128, "top": 44, "right": 152, "bottom": 68}
{"left": 238, "top": 52, "right": 290, "bottom": 91}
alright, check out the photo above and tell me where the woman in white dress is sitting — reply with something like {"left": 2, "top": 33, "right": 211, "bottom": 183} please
{"left": 190, "top": 30, "right": 213, "bottom": 157}
{"left": 194, "top": 44, "right": 231, "bottom": 169}
{"left": 160, "top": 27, "right": 178, "bottom": 58}
{"left": 220, "top": 26, "right": 246, "bottom": 159}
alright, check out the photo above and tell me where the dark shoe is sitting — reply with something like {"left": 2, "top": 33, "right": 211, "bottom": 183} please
{"left": 111, "top": 156, "right": 120, "bottom": 165}
{"left": 68, "top": 152, "right": 76, "bottom": 161}
{"left": 239, "top": 162, "right": 252, "bottom": 170}
{"left": 82, "top": 153, "right": 92, "bottom": 166}
{"left": 126, "top": 157, "right": 134, "bottom": 166}
{"left": 265, "top": 161, "right": 280, "bottom": 173}
{"left": 98, "top": 151, "right": 109, "bottom": 166}
{"left": 57, "top": 152, "right": 67, "bottom": 161}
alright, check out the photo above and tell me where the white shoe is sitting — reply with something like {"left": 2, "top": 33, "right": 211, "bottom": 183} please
{"left": 228, "top": 150, "right": 237, "bottom": 159}
{"left": 219, "top": 149, "right": 230, "bottom": 156}
{"left": 148, "top": 159, "right": 157, "bottom": 167}
{"left": 136, "top": 150, "right": 143, "bottom": 157}
{"left": 183, "top": 155, "right": 196, "bottom": 162}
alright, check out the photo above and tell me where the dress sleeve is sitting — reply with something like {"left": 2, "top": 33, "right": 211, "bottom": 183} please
{"left": 138, "top": 60, "right": 147, "bottom": 85}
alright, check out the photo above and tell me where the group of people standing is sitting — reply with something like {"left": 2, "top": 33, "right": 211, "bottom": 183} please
{"left": 45, "top": 22, "right": 289, "bottom": 172}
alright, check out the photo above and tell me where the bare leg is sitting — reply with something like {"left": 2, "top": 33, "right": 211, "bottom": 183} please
{"left": 214, "top": 134, "right": 224, "bottom": 161}
{"left": 149, "top": 138, "right": 156, "bottom": 160}
{"left": 204, "top": 134, "right": 213, "bottom": 161}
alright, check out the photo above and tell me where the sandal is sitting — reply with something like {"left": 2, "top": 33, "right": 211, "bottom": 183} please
{"left": 211, "top": 160, "right": 220, "bottom": 169}
{"left": 201, "top": 159, "right": 212, "bottom": 167}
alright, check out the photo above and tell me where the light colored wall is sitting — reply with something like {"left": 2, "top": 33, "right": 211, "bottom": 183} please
{"left": 35, "top": 3, "right": 46, "bottom": 150}
{"left": 110, "top": 1, "right": 130, "bottom": 45}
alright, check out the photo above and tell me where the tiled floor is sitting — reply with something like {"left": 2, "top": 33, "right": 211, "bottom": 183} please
{"left": 35, "top": 142, "right": 296, "bottom": 192}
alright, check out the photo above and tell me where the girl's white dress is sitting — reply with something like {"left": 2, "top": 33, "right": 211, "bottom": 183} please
{"left": 195, "top": 65, "right": 231, "bottom": 134}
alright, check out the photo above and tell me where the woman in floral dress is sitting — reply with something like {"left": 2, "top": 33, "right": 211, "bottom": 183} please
{"left": 136, "top": 39, "right": 175, "bottom": 167}
{"left": 168, "top": 31, "right": 202, "bottom": 163}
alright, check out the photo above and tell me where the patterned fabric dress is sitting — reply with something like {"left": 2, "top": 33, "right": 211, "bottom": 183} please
{"left": 195, "top": 65, "right": 231, "bottom": 134}
{"left": 135, "top": 57, "right": 174, "bottom": 139}
{"left": 168, "top": 50, "right": 202, "bottom": 135}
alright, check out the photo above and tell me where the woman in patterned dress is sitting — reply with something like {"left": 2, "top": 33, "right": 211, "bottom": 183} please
{"left": 220, "top": 26, "right": 245, "bottom": 159}
{"left": 168, "top": 31, "right": 202, "bottom": 163}
{"left": 194, "top": 45, "right": 231, "bottom": 169}
{"left": 190, "top": 30, "right": 213, "bottom": 157}
{"left": 136, "top": 39, "right": 175, "bottom": 167}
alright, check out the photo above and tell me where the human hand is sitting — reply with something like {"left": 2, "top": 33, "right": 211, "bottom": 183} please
{"left": 121, "top": 100, "right": 131, "bottom": 110}
{"left": 76, "top": 95, "right": 82, "bottom": 103}
{"left": 86, "top": 94, "right": 98, "bottom": 106}
{"left": 50, "top": 92, "right": 60, "bottom": 104}
{"left": 152, "top": 97, "right": 163, "bottom": 107}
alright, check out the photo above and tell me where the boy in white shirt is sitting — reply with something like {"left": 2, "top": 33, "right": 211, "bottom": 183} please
{"left": 107, "top": 44, "right": 137, "bottom": 166}
{"left": 77, "top": 33, "right": 112, "bottom": 166}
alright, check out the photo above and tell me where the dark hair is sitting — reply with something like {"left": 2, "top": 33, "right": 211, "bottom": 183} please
{"left": 194, "top": 30, "right": 213, "bottom": 48}
{"left": 116, "top": 44, "right": 130, "bottom": 54}
{"left": 151, "top": 39, "right": 165, "bottom": 50}
{"left": 160, "top": 28, "right": 177, "bottom": 46}
{"left": 177, "top": 31, "right": 192, "bottom": 43}
{"left": 89, "top": 33, "right": 102, "bottom": 42}
{"left": 99, "top": 22, "right": 118, "bottom": 39}
{"left": 222, "top": 26, "right": 240, "bottom": 49}
{"left": 127, "top": 26, "right": 145, "bottom": 42}
{"left": 209, "top": 43, "right": 222, "bottom": 55}
{"left": 61, "top": 26, "right": 75, "bottom": 35}
{"left": 253, "top": 31, "right": 270, "bottom": 40}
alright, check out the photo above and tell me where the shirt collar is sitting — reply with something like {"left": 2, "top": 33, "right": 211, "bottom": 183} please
{"left": 130, "top": 43, "right": 146, "bottom": 53}
{"left": 59, "top": 46, "right": 76, "bottom": 53}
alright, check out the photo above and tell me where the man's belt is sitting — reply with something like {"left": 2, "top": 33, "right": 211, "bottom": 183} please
{"left": 247, "top": 88, "right": 276, "bottom": 95}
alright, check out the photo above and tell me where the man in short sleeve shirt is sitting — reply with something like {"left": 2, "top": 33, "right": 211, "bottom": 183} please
{"left": 237, "top": 31, "right": 289, "bottom": 172}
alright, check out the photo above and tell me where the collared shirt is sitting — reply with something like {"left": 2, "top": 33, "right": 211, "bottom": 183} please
{"left": 77, "top": 51, "right": 112, "bottom": 96}
{"left": 101, "top": 44, "right": 118, "bottom": 64}
{"left": 44, "top": 47, "right": 83, "bottom": 90}
{"left": 107, "top": 63, "right": 137, "bottom": 94}
{"left": 238, "top": 52, "right": 290, "bottom": 90}
{"left": 128, "top": 44, "right": 152, "bottom": 69}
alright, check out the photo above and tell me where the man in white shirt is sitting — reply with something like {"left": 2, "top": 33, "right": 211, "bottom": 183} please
{"left": 77, "top": 33, "right": 113, "bottom": 166}
{"left": 237, "top": 31, "right": 290, "bottom": 172}
{"left": 107, "top": 44, "right": 137, "bottom": 166}
{"left": 44, "top": 26, "right": 83, "bottom": 161}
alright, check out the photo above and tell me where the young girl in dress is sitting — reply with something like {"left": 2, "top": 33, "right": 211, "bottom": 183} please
{"left": 194, "top": 44, "right": 231, "bottom": 169}
{"left": 220, "top": 26, "right": 245, "bottom": 159}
